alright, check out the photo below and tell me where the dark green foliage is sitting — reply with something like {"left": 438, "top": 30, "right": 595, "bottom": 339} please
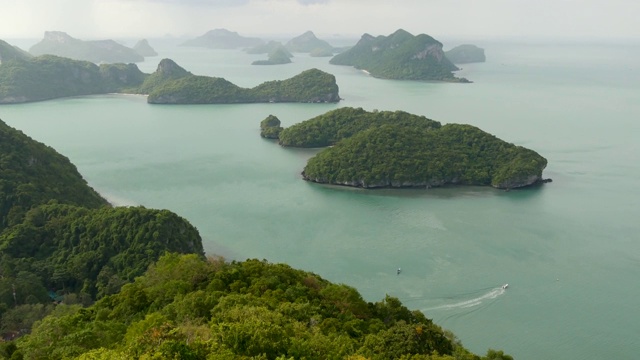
{"left": 148, "top": 68, "right": 340, "bottom": 104}
{"left": 278, "top": 107, "right": 441, "bottom": 147}
{"left": 301, "top": 123, "right": 547, "bottom": 189}
{"left": 260, "top": 115, "right": 283, "bottom": 139}
{"left": 0, "top": 118, "right": 107, "bottom": 231}
{"left": 13, "top": 254, "right": 506, "bottom": 359}
{"left": 0, "top": 204, "right": 204, "bottom": 302}
{"left": 29, "top": 31, "right": 143, "bottom": 64}
{"left": 330, "top": 29, "right": 468, "bottom": 82}
{"left": 445, "top": 44, "right": 487, "bottom": 64}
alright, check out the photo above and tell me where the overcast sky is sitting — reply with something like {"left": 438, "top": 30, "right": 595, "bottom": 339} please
{"left": 0, "top": 0, "right": 638, "bottom": 41}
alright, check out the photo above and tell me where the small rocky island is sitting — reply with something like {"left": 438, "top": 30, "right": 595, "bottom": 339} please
{"left": 251, "top": 45, "right": 292, "bottom": 65}
{"left": 330, "top": 29, "right": 469, "bottom": 82}
{"left": 260, "top": 115, "right": 283, "bottom": 138}
{"left": 445, "top": 44, "right": 486, "bottom": 64}
{"left": 267, "top": 108, "right": 548, "bottom": 190}
{"left": 29, "top": 31, "right": 144, "bottom": 63}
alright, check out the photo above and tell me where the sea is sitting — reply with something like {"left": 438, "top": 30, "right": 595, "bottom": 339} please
{"left": 1, "top": 37, "right": 639, "bottom": 359}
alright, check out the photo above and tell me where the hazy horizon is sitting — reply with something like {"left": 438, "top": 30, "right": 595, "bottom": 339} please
{"left": 1, "top": 0, "right": 639, "bottom": 43}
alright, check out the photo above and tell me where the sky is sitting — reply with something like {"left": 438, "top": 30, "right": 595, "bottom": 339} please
{"left": 0, "top": 0, "right": 638, "bottom": 41}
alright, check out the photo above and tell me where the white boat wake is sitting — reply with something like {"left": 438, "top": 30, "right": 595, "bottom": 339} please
{"left": 423, "top": 286, "right": 506, "bottom": 311}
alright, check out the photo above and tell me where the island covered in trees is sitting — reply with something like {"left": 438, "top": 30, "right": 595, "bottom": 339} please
{"left": 445, "top": 44, "right": 486, "bottom": 64}
{"left": 264, "top": 108, "right": 548, "bottom": 189}
{"left": 29, "top": 31, "right": 145, "bottom": 63}
{"left": 0, "top": 117, "right": 513, "bottom": 359}
{"left": 330, "top": 29, "right": 469, "bottom": 82}
{"left": 0, "top": 51, "right": 341, "bottom": 104}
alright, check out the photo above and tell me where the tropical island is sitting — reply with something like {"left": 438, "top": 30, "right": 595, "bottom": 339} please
{"left": 330, "top": 29, "right": 469, "bottom": 82}
{"left": 181, "top": 28, "right": 264, "bottom": 49}
{"left": 445, "top": 44, "right": 486, "bottom": 64}
{"left": 251, "top": 45, "right": 293, "bottom": 65}
{"left": 268, "top": 108, "right": 548, "bottom": 189}
{"left": 0, "top": 40, "right": 31, "bottom": 64}
{"left": 286, "top": 30, "right": 335, "bottom": 57}
{"left": 29, "top": 31, "right": 144, "bottom": 63}
{"left": 0, "top": 117, "right": 513, "bottom": 359}
{"left": 0, "top": 52, "right": 340, "bottom": 104}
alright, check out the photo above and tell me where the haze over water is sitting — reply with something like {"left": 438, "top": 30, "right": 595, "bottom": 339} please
{"left": 2, "top": 39, "right": 639, "bottom": 359}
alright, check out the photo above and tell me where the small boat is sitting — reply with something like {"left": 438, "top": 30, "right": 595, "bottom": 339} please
{"left": 502, "top": 284, "right": 509, "bottom": 289}
{"left": 397, "top": 268, "right": 402, "bottom": 275}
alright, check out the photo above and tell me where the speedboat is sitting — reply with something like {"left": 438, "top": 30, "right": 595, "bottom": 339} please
{"left": 502, "top": 283, "right": 509, "bottom": 289}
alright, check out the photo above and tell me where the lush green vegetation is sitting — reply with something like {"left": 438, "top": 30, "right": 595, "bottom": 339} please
{"left": 148, "top": 68, "right": 340, "bottom": 104}
{"left": 6, "top": 253, "right": 511, "bottom": 360}
{"left": 0, "top": 119, "right": 205, "bottom": 344}
{"left": 278, "top": 107, "right": 441, "bottom": 147}
{"left": 301, "top": 123, "right": 547, "bottom": 189}
{"left": 330, "top": 29, "right": 468, "bottom": 82}
{"left": 260, "top": 115, "right": 283, "bottom": 139}
{"left": 445, "top": 45, "right": 486, "bottom": 64}
{"left": 0, "top": 118, "right": 107, "bottom": 231}
{"left": 29, "top": 31, "right": 143, "bottom": 64}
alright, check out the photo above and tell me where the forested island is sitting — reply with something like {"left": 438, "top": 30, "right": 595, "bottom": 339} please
{"left": 330, "top": 29, "right": 469, "bottom": 82}
{"left": 132, "top": 39, "right": 158, "bottom": 57}
{"left": 268, "top": 108, "right": 548, "bottom": 189}
{"left": 0, "top": 40, "right": 31, "bottom": 64}
{"left": 0, "top": 52, "right": 340, "bottom": 104}
{"left": 0, "top": 117, "right": 512, "bottom": 359}
{"left": 251, "top": 46, "right": 292, "bottom": 65}
{"left": 29, "top": 31, "right": 144, "bottom": 63}
{"left": 286, "top": 31, "right": 335, "bottom": 57}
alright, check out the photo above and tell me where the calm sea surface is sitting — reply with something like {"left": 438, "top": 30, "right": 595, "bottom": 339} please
{"left": 1, "top": 39, "right": 639, "bottom": 359}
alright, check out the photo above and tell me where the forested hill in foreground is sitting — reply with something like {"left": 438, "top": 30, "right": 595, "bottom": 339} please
{"left": 265, "top": 108, "right": 548, "bottom": 189}
{"left": 330, "top": 29, "right": 468, "bottom": 82}
{"left": 0, "top": 53, "right": 340, "bottom": 104}
{"left": 9, "top": 253, "right": 512, "bottom": 360}
{"left": 0, "top": 118, "right": 107, "bottom": 231}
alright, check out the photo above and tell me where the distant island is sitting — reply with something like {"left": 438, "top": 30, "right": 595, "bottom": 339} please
{"left": 29, "top": 31, "right": 144, "bottom": 63}
{"left": 246, "top": 40, "right": 289, "bottom": 54}
{"left": 269, "top": 108, "right": 548, "bottom": 189}
{"left": 251, "top": 45, "right": 292, "bottom": 65}
{"left": 286, "top": 31, "right": 334, "bottom": 57}
{"left": 330, "top": 29, "right": 469, "bottom": 82}
{"left": 146, "top": 60, "right": 339, "bottom": 104}
{"left": 445, "top": 44, "right": 486, "bottom": 64}
{"left": 181, "top": 28, "right": 264, "bottom": 49}
{"left": 133, "top": 38, "right": 158, "bottom": 57}
{"left": 0, "top": 53, "right": 340, "bottom": 104}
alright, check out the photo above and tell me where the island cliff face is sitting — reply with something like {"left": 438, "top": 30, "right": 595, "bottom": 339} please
{"left": 29, "top": 31, "right": 143, "bottom": 63}
{"left": 330, "top": 29, "right": 468, "bottom": 82}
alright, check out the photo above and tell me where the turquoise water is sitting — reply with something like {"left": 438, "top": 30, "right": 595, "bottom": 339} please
{"left": 1, "top": 40, "right": 639, "bottom": 359}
